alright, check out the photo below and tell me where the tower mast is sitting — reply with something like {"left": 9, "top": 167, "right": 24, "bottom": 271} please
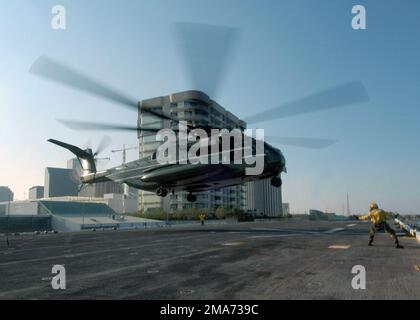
{"left": 346, "top": 193, "right": 351, "bottom": 216}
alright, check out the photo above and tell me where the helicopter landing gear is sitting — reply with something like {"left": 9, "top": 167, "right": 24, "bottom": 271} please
{"left": 156, "top": 186, "right": 168, "bottom": 197}
{"left": 271, "top": 176, "right": 282, "bottom": 188}
{"left": 186, "top": 193, "right": 197, "bottom": 203}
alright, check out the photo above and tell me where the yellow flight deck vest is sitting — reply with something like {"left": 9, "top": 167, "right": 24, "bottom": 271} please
{"left": 359, "top": 209, "right": 388, "bottom": 225}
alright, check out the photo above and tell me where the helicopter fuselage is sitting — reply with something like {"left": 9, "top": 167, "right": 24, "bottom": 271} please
{"left": 81, "top": 141, "right": 286, "bottom": 195}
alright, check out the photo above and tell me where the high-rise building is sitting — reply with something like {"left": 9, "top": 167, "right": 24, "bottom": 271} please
{"left": 78, "top": 181, "right": 124, "bottom": 198}
{"left": 0, "top": 186, "right": 14, "bottom": 202}
{"left": 29, "top": 186, "right": 44, "bottom": 200}
{"left": 44, "top": 167, "right": 79, "bottom": 198}
{"left": 137, "top": 90, "right": 246, "bottom": 213}
{"left": 67, "top": 158, "right": 82, "bottom": 172}
{"left": 282, "top": 203, "right": 290, "bottom": 216}
{"left": 245, "top": 179, "right": 283, "bottom": 217}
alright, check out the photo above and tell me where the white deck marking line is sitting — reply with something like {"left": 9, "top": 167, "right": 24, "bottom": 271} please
{"left": 328, "top": 244, "right": 351, "bottom": 249}
{"left": 252, "top": 228, "right": 284, "bottom": 231}
{"left": 222, "top": 242, "right": 244, "bottom": 246}
{"left": 324, "top": 228, "right": 346, "bottom": 234}
{"left": 346, "top": 224, "right": 357, "bottom": 227}
{"left": 227, "top": 231, "right": 252, "bottom": 234}
{"left": 252, "top": 228, "right": 320, "bottom": 235}
{"left": 248, "top": 234, "right": 300, "bottom": 239}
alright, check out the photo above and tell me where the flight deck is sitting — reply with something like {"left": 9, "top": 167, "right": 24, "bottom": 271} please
{"left": 0, "top": 219, "right": 419, "bottom": 300}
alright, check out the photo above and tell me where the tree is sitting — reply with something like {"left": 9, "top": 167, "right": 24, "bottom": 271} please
{"left": 215, "top": 206, "right": 226, "bottom": 220}
{"left": 226, "top": 207, "right": 240, "bottom": 218}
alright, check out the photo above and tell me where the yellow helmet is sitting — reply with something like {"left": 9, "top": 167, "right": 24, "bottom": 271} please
{"left": 370, "top": 202, "right": 379, "bottom": 210}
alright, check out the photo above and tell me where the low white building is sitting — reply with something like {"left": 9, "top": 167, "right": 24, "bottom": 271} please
{"left": 104, "top": 193, "right": 138, "bottom": 214}
{"left": 0, "top": 198, "right": 162, "bottom": 233}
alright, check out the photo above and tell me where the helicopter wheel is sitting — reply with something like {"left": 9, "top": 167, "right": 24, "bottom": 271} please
{"left": 271, "top": 176, "right": 282, "bottom": 188}
{"left": 186, "top": 193, "right": 197, "bottom": 203}
{"left": 156, "top": 186, "right": 168, "bottom": 197}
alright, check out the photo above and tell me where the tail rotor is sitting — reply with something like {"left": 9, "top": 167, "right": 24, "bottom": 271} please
{"left": 48, "top": 135, "right": 112, "bottom": 178}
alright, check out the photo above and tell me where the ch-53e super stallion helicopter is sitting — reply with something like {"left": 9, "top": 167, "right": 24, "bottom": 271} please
{"left": 30, "top": 23, "right": 369, "bottom": 203}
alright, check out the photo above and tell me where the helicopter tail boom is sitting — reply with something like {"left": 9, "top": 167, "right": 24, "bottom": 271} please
{"left": 48, "top": 139, "right": 97, "bottom": 175}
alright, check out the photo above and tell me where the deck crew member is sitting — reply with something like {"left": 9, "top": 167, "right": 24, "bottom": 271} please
{"left": 357, "top": 202, "right": 403, "bottom": 249}
{"left": 199, "top": 212, "right": 206, "bottom": 226}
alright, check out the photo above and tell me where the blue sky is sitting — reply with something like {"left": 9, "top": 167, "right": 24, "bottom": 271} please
{"left": 1, "top": 0, "right": 419, "bottom": 214}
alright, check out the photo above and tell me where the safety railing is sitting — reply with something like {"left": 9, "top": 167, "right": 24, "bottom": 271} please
{"left": 394, "top": 218, "right": 418, "bottom": 241}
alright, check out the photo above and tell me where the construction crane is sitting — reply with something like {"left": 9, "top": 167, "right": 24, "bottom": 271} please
{"left": 111, "top": 145, "right": 138, "bottom": 164}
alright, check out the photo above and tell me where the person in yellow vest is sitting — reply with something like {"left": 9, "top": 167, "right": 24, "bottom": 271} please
{"left": 356, "top": 202, "right": 403, "bottom": 248}
{"left": 199, "top": 212, "right": 206, "bottom": 226}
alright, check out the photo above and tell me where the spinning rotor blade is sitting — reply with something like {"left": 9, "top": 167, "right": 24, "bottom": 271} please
{"left": 245, "top": 81, "right": 369, "bottom": 125}
{"left": 94, "top": 157, "right": 111, "bottom": 171}
{"left": 30, "top": 56, "right": 137, "bottom": 110}
{"left": 57, "top": 119, "right": 179, "bottom": 133}
{"left": 83, "top": 139, "right": 93, "bottom": 150}
{"left": 94, "top": 135, "right": 112, "bottom": 156}
{"left": 267, "top": 136, "right": 337, "bottom": 149}
{"left": 29, "top": 55, "right": 172, "bottom": 121}
{"left": 173, "top": 22, "right": 239, "bottom": 98}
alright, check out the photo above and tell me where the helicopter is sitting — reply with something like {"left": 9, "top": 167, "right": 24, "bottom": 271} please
{"left": 47, "top": 125, "right": 285, "bottom": 203}
{"left": 29, "top": 23, "right": 369, "bottom": 203}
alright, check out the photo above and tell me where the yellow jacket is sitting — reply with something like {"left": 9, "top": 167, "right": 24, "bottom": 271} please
{"left": 359, "top": 209, "right": 388, "bottom": 225}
